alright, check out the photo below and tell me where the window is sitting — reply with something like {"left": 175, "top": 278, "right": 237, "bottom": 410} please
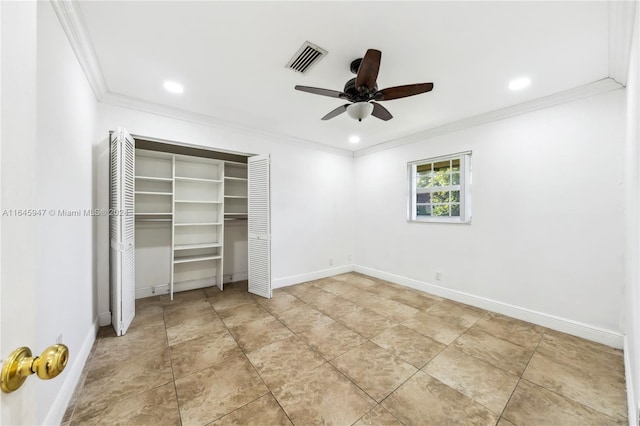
{"left": 408, "top": 152, "right": 472, "bottom": 223}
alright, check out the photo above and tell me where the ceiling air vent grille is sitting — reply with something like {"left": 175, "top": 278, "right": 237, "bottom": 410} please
{"left": 286, "top": 41, "right": 327, "bottom": 74}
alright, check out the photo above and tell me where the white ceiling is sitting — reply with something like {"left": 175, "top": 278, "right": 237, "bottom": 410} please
{"left": 78, "top": 1, "right": 610, "bottom": 151}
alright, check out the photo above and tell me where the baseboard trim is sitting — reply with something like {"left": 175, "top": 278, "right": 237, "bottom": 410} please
{"left": 98, "top": 311, "right": 111, "bottom": 327}
{"left": 43, "top": 316, "right": 99, "bottom": 425}
{"left": 272, "top": 264, "right": 355, "bottom": 289}
{"left": 224, "top": 272, "right": 248, "bottom": 284}
{"left": 355, "top": 265, "right": 624, "bottom": 349}
{"left": 624, "top": 336, "right": 639, "bottom": 426}
{"left": 135, "top": 284, "right": 170, "bottom": 299}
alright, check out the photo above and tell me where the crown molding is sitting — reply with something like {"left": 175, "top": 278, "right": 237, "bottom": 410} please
{"left": 53, "top": 0, "right": 628, "bottom": 159}
{"left": 354, "top": 78, "right": 622, "bottom": 158}
{"left": 101, "top": 91, "right": 354, "bottom": 158}
{"left": 50, "top": 0, "right": 353, "bottom": 158}
{"left": 50, "top": 0, "right": 108, "bottom": 100}
{"left": 609, "top": 0, "right": 637, "bottom": 86}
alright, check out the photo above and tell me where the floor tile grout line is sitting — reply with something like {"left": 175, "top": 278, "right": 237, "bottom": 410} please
{"left": 163, "top": 308, "right": 185, "bottom": 426}
{"left": 213, "top": 294, "right": 298, "bottom": 425}
{"left": 275, "top": 283, "right": 421, "bottom": 421}
{"left": 176, "top": 286, "right": 276, "bottom": 425}
{"left": 512, "top": 329, "right": 627, "bottom": 422}
{"left": 70, "top": 275, "right": 626, "bottom": 425}
{"left": 496, "top": 329, "right": 545, "bottom": 424}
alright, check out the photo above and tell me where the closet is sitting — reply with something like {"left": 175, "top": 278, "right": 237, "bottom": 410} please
{"left": 110, "top": 128, "right": 269, "bottom": 336}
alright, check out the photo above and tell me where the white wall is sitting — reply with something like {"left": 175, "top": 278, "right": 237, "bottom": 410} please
{"left": 95, "top": 103, "right": 356, "bottom": 322}
{"left": 35, "top": 2, "right": 99, "bottom": 423}
{"left": 624, "top": 3, "right": 640, "bottom": 422}
{"left": 355, "top": 89, "right": 626, "bottom": 346}
{"left": 1, "top": 2, "right": 99, "bottom": 425}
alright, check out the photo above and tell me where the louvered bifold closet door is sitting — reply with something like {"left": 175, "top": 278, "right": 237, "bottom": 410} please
{"left": 109, "top": 128, "right": 136, "bottom": 336}
{"left": 247, "top": 155, "right": 271, "bottom": 298}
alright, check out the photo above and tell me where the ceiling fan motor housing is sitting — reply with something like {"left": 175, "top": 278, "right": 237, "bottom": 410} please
{"left": 343, "top": 78, "right": 377, "bottom": 101}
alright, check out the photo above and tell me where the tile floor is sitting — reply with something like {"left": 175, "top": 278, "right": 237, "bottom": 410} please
{"left": 62, "top": 273, "right": 628, "bottom": 425}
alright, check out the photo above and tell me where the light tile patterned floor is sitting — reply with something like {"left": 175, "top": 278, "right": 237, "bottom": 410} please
{"left": 63, "top": 273, "right": 627, "bottom": 425}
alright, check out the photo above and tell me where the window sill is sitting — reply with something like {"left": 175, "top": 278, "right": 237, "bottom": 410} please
{"left": 408, "top": 217, "right": 472, "bottom": 225}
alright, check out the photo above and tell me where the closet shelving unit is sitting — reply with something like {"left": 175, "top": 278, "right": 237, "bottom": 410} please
{"left": 133, "top": 149, "right": 231, "bottom": 299}
{"left": 224, "top": 162, "right": 248, "bottom": 221}
{"left": 171, "top": 155, "right": 225, "bottom": 295}
{"left": 134, "top": 150, "right": 174, "bottom": 299}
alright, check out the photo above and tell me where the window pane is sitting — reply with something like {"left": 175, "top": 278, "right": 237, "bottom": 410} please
{"left": 451, "top": 190, "right": 460, "bottom": 202}
{"left": 433, "top": 172, "right": 450, "bottom": 186}
{"left": 432, "top": 191, "right": 450, "bottom": 203}
{"left": 433, "top": 160, "right": 450, "bottom": 172}
{"left": 451, "top": 159, "right": 460, "bottom": 171}
{"left": 451, "top": 203, "right": 460, "bottom": 217}
{"left": 451, "top": 172, "right": 460, "bottom": 185}
{"left": 432, "top": 204, "right": 450, "bottom": 217}
{"left": 416, "top": 171, "right": 433, "bottom": 188}
{"left": 416, "top": 163, "right": 432, "bottom": 173}
{"left": 417, "top": 193, "right": 431, "bottom": 203}
{"left": 417, "top": 205, "right": 432, "bottom": 216}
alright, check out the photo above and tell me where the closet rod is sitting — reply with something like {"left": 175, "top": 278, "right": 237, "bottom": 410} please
{"left": 136, "top": 218, "right": 172, "bottom": 222}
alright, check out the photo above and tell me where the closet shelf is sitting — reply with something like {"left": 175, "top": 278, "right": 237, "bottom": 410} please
{"left": 174, "top": 242, "right": 222, "bottom": 250}
{"left": 174, "top": 222, "right": 222, "bottom": 226}
{"left": 135, "top": 212, "right": 173, "bottom": 216}
{"left": 224, "top": 213, "right": 248, "bottom": 216}
{"left": 174, "top": 176, "right": 222, "bottom": 183}
{"left": 173, "top": 254, "right": 222, "bottom": 264}
{"left": 224, "top": 176, "right": 248, "bottom": 182}
{"left": 175, "top": 200, "right": 222, "bottom": 204}
{"left": 135, "top": 191, "right": 172, "bottom": 196}
{"left": 135, "top": 175, "right": 173, "bottom": 182}
{"left": 136, "top": 218, "right": 172, "bottom": 222}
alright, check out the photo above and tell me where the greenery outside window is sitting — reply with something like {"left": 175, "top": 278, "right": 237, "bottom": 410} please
{"left": 408, "top": 152, "right": 472, "bottom": 223}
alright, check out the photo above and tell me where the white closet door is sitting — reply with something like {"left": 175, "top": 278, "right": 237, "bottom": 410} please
{"left": 247, "top": 154, "right": 271, "bottom": 298}
{"left": 110, "top": 128, "right": 136, "bottom": 336}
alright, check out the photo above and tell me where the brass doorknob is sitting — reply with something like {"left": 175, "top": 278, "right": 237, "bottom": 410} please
{"left": 1, "top": 344, "right": 69, "bottom": 393}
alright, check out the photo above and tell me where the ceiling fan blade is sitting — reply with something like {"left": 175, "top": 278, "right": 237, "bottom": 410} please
{"left": 321, "top": 104, "right": 350, "bottom": 120}
{"left": 371, "top": 102, "right": 393, "bottom": 121}
{"left": 295, "top": 85, "right": 348, "bottom": 99}
{"left": 355, "top": 49, "right": 381, "bottom": 92}
{"left": 375, "top": 83, "right": 434, "bottom": 101}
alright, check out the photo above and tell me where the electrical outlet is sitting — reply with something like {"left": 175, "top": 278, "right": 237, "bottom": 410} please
{"left": 151, "top": 286, "right": 156, "bottom": 294}
{"left": 435, "top": 271, "right": 442, "bottom": 281}
{"left": 329, "top": 258, "right": 334, "bottom": 266}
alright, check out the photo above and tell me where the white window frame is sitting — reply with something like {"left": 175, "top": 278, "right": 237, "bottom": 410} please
{"left": 407, "top": 151, "right": 472, "bottom": 224}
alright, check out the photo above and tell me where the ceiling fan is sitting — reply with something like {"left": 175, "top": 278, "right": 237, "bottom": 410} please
{"left": 295, "top": 49, "right": 434, "bottom": 122}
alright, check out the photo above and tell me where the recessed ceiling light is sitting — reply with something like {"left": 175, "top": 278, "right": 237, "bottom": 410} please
{"left": 349, "top": 135, "right": 361, "bottom": 144}
{"left": 508, "top": 77, "right": 531, "bottom": 91}
{"left": 164, "top": 81, "right": 184, "bottom": 94}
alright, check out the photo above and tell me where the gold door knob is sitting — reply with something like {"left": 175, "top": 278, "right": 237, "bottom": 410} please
{"left": 1, "top": 344, "right": 69, "bottom": 393}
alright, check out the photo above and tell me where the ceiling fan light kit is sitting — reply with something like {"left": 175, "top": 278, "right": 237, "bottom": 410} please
{"left": 294, "top": 48, "right": 434, "bottom": 122}
{"left": 347, "top": 102, "right": 374, "bottom": 122}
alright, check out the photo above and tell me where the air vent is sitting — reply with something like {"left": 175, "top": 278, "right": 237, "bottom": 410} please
{"left": 286, "top": 41, "right": 327, "bottom": 74}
